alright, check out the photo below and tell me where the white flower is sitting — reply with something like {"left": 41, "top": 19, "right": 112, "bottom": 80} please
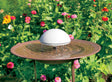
{"left": 20, "top": 16, "right": 22, "bottom": 18}
{"left": 8, "top": 25, "right": 13, "bottom": 29}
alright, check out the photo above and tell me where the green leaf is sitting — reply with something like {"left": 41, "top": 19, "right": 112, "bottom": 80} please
{"left": 82, "top": 76, "right": 89, "bottom": 82}
{"left": 97, "top": 77, "right": 105, "bottom": 82}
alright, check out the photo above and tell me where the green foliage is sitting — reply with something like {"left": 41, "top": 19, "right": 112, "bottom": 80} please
{"left": 0, "top": 0, "right": 112, "bottom": 82}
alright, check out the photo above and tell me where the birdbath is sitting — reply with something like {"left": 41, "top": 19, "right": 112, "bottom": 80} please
{"left": 11, "top": 29, "right": 101, "bottom": 82}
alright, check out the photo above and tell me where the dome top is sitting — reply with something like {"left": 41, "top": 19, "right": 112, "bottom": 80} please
{"left": 39, "top": 29, "right": 71, "bottom": 46}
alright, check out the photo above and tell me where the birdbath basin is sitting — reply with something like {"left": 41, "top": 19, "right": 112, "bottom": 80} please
{"left": 11, "top": 40, "right": 101, "bottom": 64}
{"left": 10, "top": 29, "right": 101, "bottom": 82}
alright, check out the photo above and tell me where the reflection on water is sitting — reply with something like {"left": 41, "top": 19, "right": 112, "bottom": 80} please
{"left": 25, "top": 43, "right": 84, "bottom": 58}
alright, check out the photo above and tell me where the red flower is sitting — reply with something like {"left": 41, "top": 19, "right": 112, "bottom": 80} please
{"left": 102, "top": 17, "right": 108, "bottom": 21}
{"left": 108, "top": 3, "right": 111, "bottom": 5}
{"left": 60, "top": 5, "right": 62, "bottom": 7}
{"left": 7, "top": 62, "right": 14, "bottom": 69}
{"left": 11, "top": 16, "right": 16, "bottom": 20}
{"left": 66, "top": 15, "right": 71, "bottom": 18}
{"left": 31, "top": 10, "right": 37, "bottom": 15}
{"left": 102, "top": 7, "right": 109, "bottom": 12}
{"left": 88, "top": 33, "right": 92, "bottom": 37}
{"left": 93, "top": 0, "right": 95, "bottom": 2}
{"left": 40, "top": 21, "right": 45, "bottom": 27}
{"left": 23, "top": 13, "right": 27, "bottom": 16}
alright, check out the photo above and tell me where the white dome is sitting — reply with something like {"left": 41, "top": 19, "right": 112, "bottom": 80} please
{"left": 39, "top": 29, "right": 71, "bottom": 46}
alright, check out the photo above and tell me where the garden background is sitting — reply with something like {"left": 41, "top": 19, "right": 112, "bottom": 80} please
{"left": 0, "top": 0, "right": 112, "bottom": 82}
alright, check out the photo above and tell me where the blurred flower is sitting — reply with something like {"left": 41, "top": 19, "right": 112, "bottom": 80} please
{"left": 20, "top": 16, "right": 22, "bottom": 18}
{"left": 8, "top": 25, "right": 13, "bottom": 29}
{"left": 55, "top": 0, "right": 59, "bottom": 1}
{"left": 55, "top": 77, "right": 61, "bottom": 82}
{"left": 40, "top": 21, "right": 45, "bottom": 27}
{"left": 0, "top": 43, "right": 1, "bottom": 46}
{"left": 78, "top": 3, "right": 80, "bottom": 5}
{"left": 29, "top": 0, "right": 32, "bottom": 2}
{"left": 40, "top": 75, "right": 46, "bottom": 81}
{"left": 31, "top": 10, "right": 37, "bottom": 15}
{"left": 77, "top": 6, "right": 80, "bottom": 9}
{"left": 66, "top": 15, "right": 71, "bottom": 18}
{"left": 60, "top": 5, "right": 62, "bottom": 7}
{"left": 88, "top": 33, "right": 92, "bottom": 37}
{"left": 2, "top": 15, "right": 11, "bottom": 24}
{"left": 69, "top": 34, "right": 74, "bottom": 39}
{"left": 0, "top": 9, "right": 4, "bottom": 14}
{"left": 25, "top": 16, "right": 31, "bottom": 20}
{"left": 25, "top": 20, "right": 30, "bottom": 23}
{"left": 93, "top": 4, "right": 97, "bottom": 7}
{"left": 11, "top": 16, "right": 16, "bottom": 20}
{"left": 93, "top": 0, "right": 95, "bottom": 2}
{"left": 61, "top": 12, "right": 68, "bottom": 16}
{"left": 57, "top": 19, "right": 63, "bottom": 24}
{"left": 108, "top": 3, "right": 111, "bottom": 5}
{"left": 102, "top": 7, "right": 109, "bottom": 12}
{"left": 111, "top": 8, "right": 112, "bottom": 10}
{"left": 23, "top": 13, "right": 27, "bottom": 16}
{"left": 43, "top": 29, "right": 47, "bottom": 33}
{"left": 3, "top": 15, "right": 11, "bottom": 20}
{"left": 69, "top": 79, "right": 72, "bottom": 82}
{"left": 27, "top": 3, "right": 31, "bottom": 6}
{"left": 7, "top": 62, "right": 14, "bottom": 69}
{"left": 71, "top": 14, "right": 77, "bottom": 18}
{"left": 57, "top": 4, "right": 62, "bottom": 7}
{"left": 102, "top": 17, "right": 108, "bottom": 21}
{"left": 57, "top": 4, "right": 60, "bottom": 6}
{"left": 74, "top": 60, "right": 80, "bottom": 69}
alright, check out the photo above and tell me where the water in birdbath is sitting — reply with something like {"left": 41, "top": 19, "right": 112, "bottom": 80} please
{"left": 37, "top": 42, "right": 83, "bottom": 59}
{"left": 40, "top": 44, "right": 69, "bottom": 57}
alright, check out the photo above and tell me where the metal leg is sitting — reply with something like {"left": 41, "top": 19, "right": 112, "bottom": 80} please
{"left": 34, "top": 60, "right": 37, "bottom": 82}
{"left": 71, "top": 60, "right": 75, "bottom": 82}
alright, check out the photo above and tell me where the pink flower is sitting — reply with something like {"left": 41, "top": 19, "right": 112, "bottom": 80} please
{"left": 11, "top": 16, "right": 16, "bottom": 20}
{"left": 27, "top": 3, "right": 31, "bottom": 6}
{"left": 7, "top": 62, "right": 14, "bottom": 69}
{"left": 57, "top": 4, "right": 60, "bottom": 6}
{"left": 74, "top": 60, "right": 80, "bottom": 69}
{"left": 25, "top": 20, "right": 30, "bottom": 24}
{"left": 31, "top": 10, "right": 37, "bottom": 15}
{"left": 29, "top": 0, "right": 32, "bottom": 2}
{"left": 71, "top": 14, "right": 77, "bottom": 18}
{"left": 0, "top": 43, "right": 1, "bottom": 46}
{"left": 57, "top": 19, "right": 63, "bottom": 24}
{"left": 25, "top": 16, "right": 31, "bottom": 20}
{"left": 69, "top": 34, "right": 74, "bottom": 39}
{"left": 43, "top": 29, "right": 47, "bottom": 33}
{"left": 70, "top": 79, "right": 72, "bottom": 82}
{"left": 40, "top": 21, "right": 45, "bottom": 27}
{"left": 111, "top": 8, "right": 112, "bottom": 10}
{"left": 55, "top": 77, "right": 61, "bottom": 82}
{"left": 55, "top": 0, "right": 59, "bottom": 1}
{"left": 61, "top": 12, "right": 68, "bottom": 16}
{"left": 40, "top": 75, "right": 46, "bottom": 81}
